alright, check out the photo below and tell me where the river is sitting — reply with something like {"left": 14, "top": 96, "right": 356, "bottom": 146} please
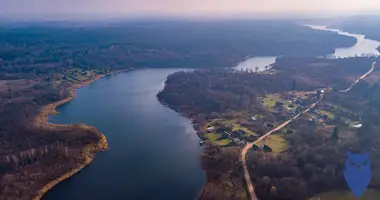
{"left": 234, "top": 25, "right": 380, "bottom": 71}
{"left": 43, "top": 24, "right": 380, "bottom": 200}
{"left": 43, "top": 68, "right": 205, "bottom": 200}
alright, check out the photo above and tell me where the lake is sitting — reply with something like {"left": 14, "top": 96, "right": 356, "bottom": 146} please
{"left": 234, "top": 25, "right": 380, "bottom": 71}
{"left": 43, "top": 68, "right": 205, "bottom": 200}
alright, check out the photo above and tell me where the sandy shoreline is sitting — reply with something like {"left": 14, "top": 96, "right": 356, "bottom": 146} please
{"left": 32, "top": 68, "right": 134, "bottom": 200}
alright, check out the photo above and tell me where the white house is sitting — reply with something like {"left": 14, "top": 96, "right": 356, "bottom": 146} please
{"left": 207, "top": 126, "right": 215, "bottom": 132}
{"left": 351, "top": 123, "right": 363, "bottom": 128}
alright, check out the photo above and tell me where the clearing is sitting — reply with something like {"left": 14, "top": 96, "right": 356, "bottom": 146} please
{"left": 256, "top": 134, "right": 289, "bottom": 153}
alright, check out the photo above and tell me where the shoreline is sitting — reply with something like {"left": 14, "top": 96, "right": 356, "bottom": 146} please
{"left": 31, "top": 68, "right": 134, "bottom": 200}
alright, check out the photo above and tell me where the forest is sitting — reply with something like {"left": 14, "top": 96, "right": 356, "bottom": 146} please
{"left": 157, "top": 57, "right": 380, "bottom": 200}
{"left": 0, "top": 20, "right": 356, "bottom": 70}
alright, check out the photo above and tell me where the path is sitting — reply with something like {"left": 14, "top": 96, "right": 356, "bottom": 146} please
{"left": 241, "top": 61, "right": 376, "bottom": 200}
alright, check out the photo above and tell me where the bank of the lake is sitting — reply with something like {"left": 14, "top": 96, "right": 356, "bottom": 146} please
{"left": 33, "top": 69, "right": 136, "bottom": 199}
{"left": 42, "top": 68, "right": 205, "bottom": 200}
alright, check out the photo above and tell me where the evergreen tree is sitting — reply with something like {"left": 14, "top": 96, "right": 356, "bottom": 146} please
{"left": 332, "top": 126, "right": 338, "bottom": 140}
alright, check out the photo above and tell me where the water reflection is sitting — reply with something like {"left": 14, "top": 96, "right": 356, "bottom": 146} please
{"left": 233, "top": 56, "right": 276, "bottom": 71}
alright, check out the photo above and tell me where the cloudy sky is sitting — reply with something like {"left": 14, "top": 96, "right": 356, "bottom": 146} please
{"left": 2, "top": 0, "right": 380, "bottom": 19}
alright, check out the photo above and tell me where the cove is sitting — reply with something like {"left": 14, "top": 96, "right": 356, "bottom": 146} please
{"left": 43, "top": 68, "right": 205, "bottom": 200}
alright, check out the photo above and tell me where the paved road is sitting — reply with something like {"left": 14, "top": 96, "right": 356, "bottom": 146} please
{"left": 241, "top": 61, "right": 376, "bottom": 200}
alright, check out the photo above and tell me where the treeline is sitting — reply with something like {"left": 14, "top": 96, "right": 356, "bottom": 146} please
{"left": 0, "top": 20, "right": 356, "bottom": 70}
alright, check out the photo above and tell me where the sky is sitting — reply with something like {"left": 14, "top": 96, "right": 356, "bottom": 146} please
{"left": 2, "top": 0, "right": 380, "bottom": 20}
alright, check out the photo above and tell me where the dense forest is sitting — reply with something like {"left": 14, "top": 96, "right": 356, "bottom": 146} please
{"left": 157, "top": 57, "right": 380, "bottom": 200}
{"left": 0, "top": 20, "right": 356, "bottom": 69}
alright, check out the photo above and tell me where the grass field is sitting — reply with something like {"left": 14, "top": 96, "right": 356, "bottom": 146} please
{"left": 309, "top": 189, "right": 380, "bottom": 200}
{"left": 207, "top": 118, "right": 257, "bottom": 136}
{"left": 349, "top": 121, "right": 362, "bottom": 129}
{"left": 203, "top": 118, "right": 258, "bottom": 146}
{"left": 284, "top": 100, "right": 296, "bottom": 110}
{"left": 257, "top": 134, "right": 289, "bottom": 153}
{"left": 319, "top": 109, "right": 335, "bottom": 119}
{"left": 262, "top": 94, "right": 282, "bottom": 108}
{"left": 204, "top": 133, "right": 232, "bottom": 146}
{"left": 232, "top": 123, "right": 258, "bottom": 136}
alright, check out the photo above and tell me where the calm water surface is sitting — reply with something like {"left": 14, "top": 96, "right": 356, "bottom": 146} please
{"left": 43, "top": 68, "right": 205, "bottom": 200}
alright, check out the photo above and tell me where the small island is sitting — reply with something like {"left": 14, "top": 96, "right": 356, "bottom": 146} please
{"left": 157, "top": 56, "right": 380, "bottom": 200}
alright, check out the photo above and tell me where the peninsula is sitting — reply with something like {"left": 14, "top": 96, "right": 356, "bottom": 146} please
{"left": 157, "top": 57, "right": 380, "bottom": 200}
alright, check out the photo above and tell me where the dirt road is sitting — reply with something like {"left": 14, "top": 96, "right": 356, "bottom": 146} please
{"left": 241, "top": 61, "right": 376, "bottom": 200}
{"left": 341, "top": 61, "right": 376, "bottom": 92}
{"left": 241, "top": 96, "right": 322, "bottom": 200}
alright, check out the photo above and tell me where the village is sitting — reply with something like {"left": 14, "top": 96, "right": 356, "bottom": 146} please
{"left": 200, "top": 87, "right": 363, "bottom": 153}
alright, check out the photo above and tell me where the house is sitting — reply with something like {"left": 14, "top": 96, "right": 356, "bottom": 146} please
{"left": 309, "top": 108, "right": 317, "bottom": 113}
{"left": 309, "top": 118, "right": 317, "bottom": 126}
{"left": 216, "top": 127, "right": 227, "bottom": 133}
{"left": 217, "top": 134, "right": 229, "bottom": 140}
{"left": 275, "top": 102, "right": 284, "bottom": 108}
{"left": 286, "top": 129, "right": 294, "bottom": 134}
{"left": 351, "top": 123, "right": 363, "bottom": 128}
{"left": 233, "top": 138, "right": 242, "bottom": 145}
{"left": 247, "top": 135, "right": 258, "bottom": 142}
{"left": 223, "top": 131, "right": 231, "bottom": 137}
{"left": 207, "top": 126, "right": 215, "bottom": 132}
{"left": 263, "top": 145, "right": 273, "bottom": 152}
{"left": 252, "top": 144, "right": 261, "bottom": 150}
{"left": 296, "top": 106, "right": 302, "bottom": 113}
